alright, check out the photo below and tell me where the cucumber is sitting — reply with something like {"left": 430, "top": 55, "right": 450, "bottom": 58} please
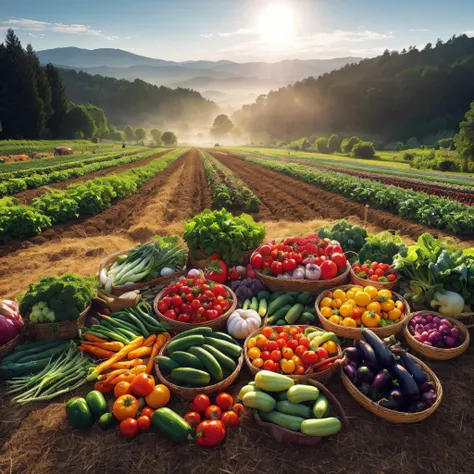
{"left": 255, "top": 371, "right": 294, "bottom": 392}
{"left": 300, "top": 418, "right": 342, "bottom": 437}
{"left": 188, "top": 347, "right": 223, "bottom": 381}
{"left": 243, "top": 299, "right": 251, "bottom": 310}
{"left": 1, "top": 339, "right": 63, "bottom": 363}
{"left": 287, "top": 384, "right": 320, "bottom": 404}
{"left": 155, "top": 356, "right": 179, "bottom": 374}
{"left": 259, "top": 410, "right": 304, "bottom": 432}
{"left": 301, "top": 312, "right": 316, "bottom": 323}
{"left": 152, "top": 407, "right": 193, "bottom": 443}
{"left": 170, "top": 367, "right": 211, "bottom": 386}
{"left": 249, "top": 297, "right": 259, "bottom": 311}
{"left": 15, "top": 342, "right": 69, "bottom": 364}
{"left": 258, "top": 299, "right": 268, "bottom": 317}
{"left": 275, "top": 319, "right": 287, "bottom": 326}
{"left": 257, "top": 290, "right": 271, "bottom": 300}
{"left": 313, "top": 394, "right": 329, "bottom": 419}
{"left": 202, "top": 344, "right": 237, "bottom": 372}
{"left": 285, "top": 303, "right": 304, "bottom": 324}
{"left": 170, "top": 327, "right": 213, "bottom": 341}
{"left": 98, "top": 412, "right": 118, "bottom": 430}
{"left": 206, "top": 331, "right": 240, "bottom": 346}
{"left": 266, "top": 304, "right": 292, "bottom": 324}
{"left": 269, "top": 291, "right": 284, "bottom": 302}
{"left": 170, "top": 351, "right": 205, "bottom": 370}
{"left": 276, "top": 400, "right": 312, "bottom": 418}
{"left": 242, "top": 391, "right": 276, "bottom": 412}
{"left": 297, "top": 291, "right": 312, "bottom": 305}
{"left": 268, "top": 294, "right": 295, "bottom": 315}
{"left": 273, "top": 390, "right": 288, "bottom": 401}
{"left": 166, "top": 335, "right": 205, "bottom": 354}
{"left": 203, "top": 337, "right": 242, "bottom": 358}
{"left": 287, "top": 291, "right": 300, "bottom": 299}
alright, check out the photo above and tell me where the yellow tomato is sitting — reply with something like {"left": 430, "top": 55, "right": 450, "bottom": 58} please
{"left": 322, "top": 340, "right": 338, "bottom": 354}
{"left": 282, "top": 326, "right": 292, "bottom": 333}
{"left": 320, "top": 306, "right": 333, "bottom": 318}
{"left": 145, "top": 384, "right": 170, "bottom": 409}
{"left": 388, "top": 308, "right": 402, "bottom": 320}
{"left": 331, "top": 298, "right": 343, "bottom": 309}
{"left": 291, "top": 355, "right": 303, "bottom": 366}
{"left": 280, "top": 358, "right": 296, "bottom": 374}
{"left": 247, "top": 337, "right": 257, "bottom": 348}
{"left": 395, "top": 300, "right": 405, "bottom": 312}
{"left": 381, "top": 299, "right": 395, "bottom": 312}
{"left": 354, "top": 318, "right": 362, "bottom": 326}
{"left": 354, "top": 291, "right": 371, "bottom": 307}
{"left": 345, "top": 298, "right": 356, "bottom": 307}
{"left": 378, "top": 289, "right": 393, "bottom": 300}
{"left": 345, "top": 290, "right": 355, "bottom": 300}
{"left": 382, "top": 311, "right": 389, "bottom": 320}
{"left": 361, "top": 310, "right": 381, "bottom": 328}
{"left": 252, "top": 357, "right": 264, "bottom": 368}
{"left": 247, "top": 347, "right": 261, "bottom": 360}
{"left": 351, "top": 287, "right": 363, "bottom": 295}
{"left": 320, "top": 297, "right": 333, "bottom": 308}
{"left": 364, "top": 286, "right": 379, "bottom": 299}
{"left": 329, "top": 315, "right": 342, "bottom": 325}
{"left": 339, "top": 303, "right": 354, "bottom": 318}
{"left": 342, "top": 317, "right": 357, "bottom": 327}
{"left": 367, "top": 301, "right": 382, "bottom": 314}
{"left": 256, "top": 334, "right": 268, "bottom": 349}
{"left": 333, "top": 289, "right": 346, "bottom": 301}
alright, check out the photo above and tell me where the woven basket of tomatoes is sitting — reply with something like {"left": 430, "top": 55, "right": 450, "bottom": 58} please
{"left": 244, "top": 325, "right": 343, "bottom": 385}
{"left": 250, "top": 236, "right": 350, "bottom": 293}
{"left": 316, "top": 285, "right": 410, "bottom": 340}
{"left": 153, "top": 275, "right": 237, "bottom": 333}
{"left": 350, "top": 261, "right": 399, "bottom": 290}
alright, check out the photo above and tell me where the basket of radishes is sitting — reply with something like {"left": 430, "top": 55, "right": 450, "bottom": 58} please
{"left": 250, "top": 236, "right": 350, "bottom": 292}
{"left": 0, "top": 300, "right": 25, "bottom": 360}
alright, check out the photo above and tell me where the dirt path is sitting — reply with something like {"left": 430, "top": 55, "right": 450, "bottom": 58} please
{"left": 12, "top": 150, "right": 170, "bottom": 204}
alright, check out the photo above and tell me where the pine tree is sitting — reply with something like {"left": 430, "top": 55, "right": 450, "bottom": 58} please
{"left": 27, "top": 44, "right": 52, "bottom": 121}
{"left": 46, "top": 63, "right": 69, "bottom": 138}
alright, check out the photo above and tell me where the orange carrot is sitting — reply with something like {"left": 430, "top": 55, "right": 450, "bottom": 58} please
{"left": 87, "top": 336, "right": 144, "bottom": 381}
{"left": 128, "top": 346, "right": 152, "bottom": 360}
{"left": 110, "top": 359, "right": 144, "bottom": 369}
{"left": 98, "top": 368, "right": 127, "bottom": 381}
{"left": 79, "top": 344, "right": 115, "bottom": 359}
{"left": 83, "top": 333, "right": 108, "bottom": 344}
{"left": 165, "top": 332, "right": 172, "bottom": 341}
{"left": 143, "top": 334, "right": 157, "bottom": 347}
{"left": 84, "top": 341, "right": 124, "bottom": 352}
{"left": 146, "top": 333, "right": 167, "bottom": 374}
{"left": 130, "top": 364, "right": 147, "bottom": 375}
{"left": 109, "top": 372, "right": 136, "bottom": 385}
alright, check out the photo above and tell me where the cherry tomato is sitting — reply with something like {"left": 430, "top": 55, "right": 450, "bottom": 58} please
{"left": 250, "top": 253, "right": 264, "bottom": 269}
{"left": 164, "top": 309, "right": 177, "bottom": 320}
{"left": 212, "top": 284, "right": 226, "bottom": 297}
{"left": 276, "top": 338, "right": 286, "bottom": 348}
{"left": 221, "top": 410, "right": 239, "bottom": 427}
{"left": 119, "top": 418, "right": 138, "bottom": 438}
{"left": 205, "top": 404, "right": 222, "bottom": 420}
{"left": 325, "top": 244, "right": 343, "bottom": 257}
{"left": 130, "top": 373, "right": 155, "bottom": 397}
{"left": 299, "top": 337, "right": 310, "bottom": 348}
{"left": 302, "top": 350, "right": 319, "bottom": 366}
{"left": 232, "top": 403, "right": 244, "bottom": 416}
{"left": 270, "top": 350, "right": 282, "bottom": 362}
{"left": 281, "top": 347, "right": 294, "bottom": 359}
{"left": 191, "top": 299, "right": 201, "bottom": 311}
{"left": 375, "top": 268, "right": 385, "bottom": 277}
{"left": 137, "top": 415, "right": 151, "bottom": 431}
{"left": 263, "top": 359, "right": 275, "bottom": 371}
{"left": 184, "top": 411, "right": 201, "bottom": 429}
{"left": 141, "top": 406, "right": 155, "bottom": 419}
{"left": 171, "top": 295, "right": 183, "bottom": 307}
{"left": 213, "top": 304, "right": 223, "bottom": 316}
{"left": 279, "top": 332, "right": 289, "bottom": 341}
{"left": 206, "top": 309, "right": 219, "bottom": 320}
{"left": 260, "top": 326, "right": 274, "bottom": 339}
{"left": 266, "top": 340, "right": 278, "bottom": 351}
{"left": 114, "top": 381, "right": 132, "bottom": 398}
{"left": 271, "top": 261, "right": 283, "bottom": 275}
{"left": 178, "top": 313, "right": 191, "bottom": 323}
{"left": 260, "top": 350, "right": 271, "bottom": 361}
{"left": 158, "top": 300, "right": 170, "bottom": 313}
{"left": 282, "top": 259, "right": 297, "bottom": 272}
{"left": 387, "top": 273, "right": 397, "bottom": 282}
{"left": 316, "top": 347, "right": 329, "bottom": 360}
{"left": 193, "top": 394, "right": 211, "bottom": 413}
{"left": 180, "top": 303, "right": 192, "bottom": 314}
{"left": 215, "top": 393, "right": 234, "bottom": 411}
{"left": 286, "top": 339, "right": 298, "bottom": 350}
{"left": 295, "top": 345, "right": 306, "bottom": 357}
{"left": 259, "top": 244, "right": 272, "bottom": 255}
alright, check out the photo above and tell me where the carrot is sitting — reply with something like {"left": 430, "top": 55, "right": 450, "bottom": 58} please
{"left": 109, "top": 372, "right": 136, "bottom": 385}
{"left": 143, "top": 334, "right": 157, "bottom": 347}
{"left": 165, "top": 332, "right": 172, "bottom": 341}
{"left": 87, "top": 336, "right": 144, "bottom": 381}
{"left": 110, "top": 359, "right": 144, "bottom": 369}
{"left": 84, "top": 341, "right": 124, "bottom": 352}
{"left": 79, "top": 344, "right": 115, "bottom": 359}
{"left": 130, "top": 364, "right": 147, "bottom": 375}
{"left": 98, "top": 368, "right": 128, "bottom": 381}
{"left": 128, "top": 346, "right": 152, "bottom": 360}
{"left": 146, "top": 333, "right": 167, "bottom": 374}
{"left": 83, "top": 333, "right": 108, "bottom": 344}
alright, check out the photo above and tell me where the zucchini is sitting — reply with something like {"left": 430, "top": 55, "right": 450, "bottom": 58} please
{"left": 275, "top": 319, "right": 287, "bottom": 326}
{"left": 269, "top": 291, "right": 284, "bottom": 302}
{"left": 206, "top": 331, "right": 240, "bottom": 346}
{"left": 203, "top": 337, "right": 242, "bottom": 358}
{"left": 152, "top": 407, "right": 193, "bottom": 443}
{"left": 249, "top": 297, "right": 259, "bottom": 311}
{"left": 242, "top": 391, "right": 276, "bottom": 412}
{"left": 297, "top": 291, "right": 312, "bottom": 305}
{"left": 166, "top": 335, "right": 205, "bottom": 354}
{"left": 155, "top": 356, "right": 179, "bottom": 374}
{"left": 258, "top": 299, "right": 268, "bottom": 317}
{"left": 15, "top": 341, "right": 69, "bottom": 364}
{"left": 266, "top": 304, "right": 292, "bottom": 325}
{"left": 287, "top": 385, "right": 320, "bottom": 404}
{"left": 1, "top": 339, "right": 63, "bottom": 363}
{"left": 257, "top": 290, "right": 271, "bottom": 300}
{"left": 268, "top": 294, "right": 295, "bottom": 315}
{"left": 313, "top": 394, "right": 329, "bottom": 419}
{"left": 170, "top": 351, "right": 205, "bottom": 370}
{"left": 238, "top": 384, "right": 255, "bottom": 400}
{"left": 170, "top": 367, "right": 211, "bottom": 386}
{"left": 301, "top": 312, "right": 316, "bottom": 323}
{"left": 170, "top": 327, "right": 213, "bottom": 341}
{"left": 202, "top": 344, "right": 237, "bottom": 372}
{"left": 284, "top": 303, "right": 304, "bottom": 324}
{"left": 0, "top": 357, "right": 51, "bottom": 379}
{"left": 276, "top": 400, "right": 312, "bottom": 419}
{"left": 259, "top": 410, "right": 304, "bottom": 432}
{"left": 300, "top": 418, "right": 342, "bottom": 437}
{"left": 273, "top": 390, "right": 288, "bottom": 401}
{"left": 188, "top": 347, "right": 223, "bottom": 381}
{"left": 287, "top": 291, "right": 300, "bottom": 299}
{"left": 243, "top": 299, "right": 251, "bottom": 310}
{"left": 255, "top": 371, "right": 294, "bottom": 392}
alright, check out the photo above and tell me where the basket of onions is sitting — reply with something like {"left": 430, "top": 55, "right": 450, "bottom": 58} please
{"left": 0, "top": 300, "right": 25, "bottom": 360}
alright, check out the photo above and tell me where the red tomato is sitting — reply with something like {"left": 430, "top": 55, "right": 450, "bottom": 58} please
{"left": 370, "top": 275, "right": 379, "bottom": 281}
{"left": 331, "top": 253, "right": 347, "bottom": 270}
{"left": 137, "top": 415, "right": 151, "bottom": 431}
{"left": 271, "top": 261, "right": 283, "bottom": 275}
{"left": 216, "top": 393, "right": 234, "bottom": 411}
{"left": 196, "top": 420, "right": 226, "bottom": 447}
{"left": 275, "top": 326, "right": 284, "bottom": 333}
{"left": 325, "top": 244, "right": 343, "bottom": 257}
{"left": 193, "top": 394, "right": 211, "bottom": 413}
{"left": 206, "top": 309, "right": 219, "bottom": 320}
{"left": 361, "top": 264, "right": 369, "bottom": 272}
{"left": 387, "top": 273, "right": 397, "bottom": 282}
{"left": 212, "top": 284, "right": 226, "bottom": 297}
{"left": 316, "top": 347, "right": 329, "bottom": 360}
{"left": 282, "top": 259, "right": 296, "bottom": 272}
{"left": 279, "top": 332, "right": 289, "bottom": 341}
{"left": 314, "top": 256, "right": 327, "bottom": 266}
{"left": 259, "top": 244, "right": 272, "bottom": 255}
{"left": 270, "top": 249, "right": 279, "bottom": 259}
{"left": 276, "top": 338, "right": 286, "bottom": 348}
{"left": 184, "top": 411, "right": 202, "bottom": 429}
{"left": 320, "top": 260, "right": 338, "bottom": 280}
{"left": 158, "top": 300, "right": 170, "bottom": 313}
{"left": 180, "top": 303, "right": 192, "bottom": 314}
{"left": 141, "top": 406, "right": 155, "bottom": 418}
{"left": 371, "top": 261, "right": 379, "bottom": 269}
{"left": 191, "top": 299, "right": 201, "bottom": 311}
{"left": 164, "top": 309, "right": 177, "bottom": 320}
{"left": 119, "top": 418, "right": 138, "bottom": 438}
{"left": 171, "top": 295, "right": 183, "bottom": 307}
{"left": 266, "top": 340, "right": 278, "bottom": 352}
{"left": 270, "top": 350, "right": 282, "bottom": 362}
{"left": 375, "top": 268, "right": 385, "bottom": 277}
{"left": 299, "top": 337, "right": 310, "bottom": 348}
{"left": 295, "top": 345, "right": 306, "bottom": 356}
{"left": 286, "top": 339, "right": 298, "bottom": 350}
{"left": 232, "top": 403, "right": 244, "bottom": 416}
{"left": 185, "top": 293, "right": 194, "bottom": 302}
{"left": 302, "top": 350, "right": 319, "bottom": 366}
{"left": 260, "top": 351, "right": 271, "bottom": 361}
{"left": 213, "top": 304, "right": 223, "bottom": 316}
{"left": 260, "top": 326, "right": 274, "bottom": 339}
{"left": 263, "top": 359, "right": 275, "bottom": 371}
{"left": 205, "top": 405, "right": 222, "bottom": 420}
{"left": 221, "top": 410, "right": 239, "bottom": 427}
{"left": 289, "top": 328, "right": 299, "bottom": 338}
{"left": 178, "top": 313, "right": 191, "bottom": 323}
{"left": 131, "top": 373, "right": 155, "bottom": 397}
{"left": 250, "top": 253, "right": 264, "bottom": 269}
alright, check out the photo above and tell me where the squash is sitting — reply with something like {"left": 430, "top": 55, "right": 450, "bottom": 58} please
{"left": 255, "top": 370, "right": 294, "bottom": 392}
{"left": 226, "top": 309, "right": 261, "bottom": 340}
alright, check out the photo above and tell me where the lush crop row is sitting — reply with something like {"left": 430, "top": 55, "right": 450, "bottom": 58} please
{"left": 0, "top": 148, "right": 187, "bottom": 243}
{"left": 241, "top": 155, "right": 474, "bottom": 235}
{"left": 0, "top": 139, "right": 104, "bottom": 157}
{"left": 200, "top": 151, "right": 260, "bottom": 212}
{"left": 0, "top": 148, "right": 163, "bottom": 197}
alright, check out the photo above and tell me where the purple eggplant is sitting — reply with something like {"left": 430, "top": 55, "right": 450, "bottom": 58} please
{"left": 357, "top": 366, "right": 374, "bottom": 384}
{"left": 344, "top": 346, "right": 361, "bottom": 363}
{"left": 408, "top": 400, "right": 426, "bottom": 413}
{"left": 418, "top": 381, "right": 434, "bottom": 393}
{"left": 378, "top": 398, "right": 399, "bottom": 410}
{"left": 398, "top": 351, "right": 427, "bottom": 385}
{"left": 359, "top": 383, "right": 372, "bottom": 398}
{"left": 362, "top": 329, "right": 397, "bottom": 368}
{"left": 372, "top": 369, "right": 392, "bottom": 391}
{"left": 390, "top": 364, "right": 420, "bottom": 399}
{"left": 355, "top": 340, "right": 379, "bottom": 372}
{"left": 389, "top": 389, "right": 404, "bottom": 405}
{"left": 383, "top": 336, "right": 399, "bottom": 348}
{"left": 343, "top": 363, "right": 357, "bottom": 383}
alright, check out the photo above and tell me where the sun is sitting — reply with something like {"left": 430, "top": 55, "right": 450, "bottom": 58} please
{"left": 258, "top": 4, "right": 295, "bottom": 44}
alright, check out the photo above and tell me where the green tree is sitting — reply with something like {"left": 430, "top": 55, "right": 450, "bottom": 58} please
{"left": 107, "top": 125, "right": 123, "bottom": 141}
{"left": 135, "top": 127, "right": 147, "bottom": 142}
{"left": 26, "top": 44, "right": 52, "bottom": 122}
{"left": 210, "top": 114, "right": 234, "bottom": 137}
{"left": 353, "top": 141, "right": 376, "bottom": 159}
{"left": 124, "top": 125, "right": 135, "bottom": 142}
{"left": 46, "top": 63, "right": 69, "bottom": 138}
{"left": 395, "top": 141, "right": 405, "bottom": 151}
{"left": 314, "top": 137, "right": 329, "bottom": 153}
{"left": 150, "top": 128, "right": 162, "bottom": 143}
{"left": 85, "top": 105, "right": 108, "bottom": 137}
{"left": 64, "top": 105, "right": 96, "bottom": 139}
{"left": 162, "top": 131, "right": 178, "bottom": 145}
{"left": 406, "top": 137, "right": 420, "bottom": 148}
{"left": 454, "top": 100, "right": 474, "bottom": 170}
{"left": 341, "top": 136, "right": 361, "bottom": 153}
{"left": 328, "top": 133, "right": 342, "bottom": 153}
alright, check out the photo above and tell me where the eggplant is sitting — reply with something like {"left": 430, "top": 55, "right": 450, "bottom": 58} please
{"left": 422, "top": 390, "right": 437, "bottom": 407}
{"left": 408, "top": 400, "right": 426, "bottom": 413}
{"left": 378, "top": 398, "right": 399, "bottom": 410}
{"left": 398, "top": 351, "right": 427, "bottom": 385}
{"left": 355, "top": 340, "right": 379, "bottom": 372}
{"left": 357, "top": 366, "right": 374, "bottom": 384}
{"left": 372, "top": 370, "right": 392, "bottom": 390}
{"left": 362, "top": 329, "right": 397, "bottom": 368}
{"left": 390, "top": 364, "right": 420, "bottom": 399}
{"left": 383, "top": 336, "right": 399, "bottom": 348}
{"left": 418, "top": 381, "right": 434, "bottom": 393}
{"left": 359, "top": 383, "right": 372, "bottom": 398}
{"left": 343, "top": 363, "right": 357, "bottom": 383}
{"left": 344, "top": 346, "right": 361, "bottom": 363}
{"left": 389, "top": 389, "right": 404, "bottom": 405}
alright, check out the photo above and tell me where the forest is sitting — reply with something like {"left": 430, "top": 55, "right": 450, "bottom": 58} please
{"left": 233, "top": 35, "right": 474, "bottom": 144}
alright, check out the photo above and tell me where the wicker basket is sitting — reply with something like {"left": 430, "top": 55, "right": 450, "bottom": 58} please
{"left": 253, "top": 377, "right": 349, "bottom": 445}
{"left": 0, "top": 329, "right": 25, "bottom": 360}
{"left": 316, "top": 285, "right": 410, "bottom": 340}
{"left": 340, "top": 354, "right": 442, "bottom": 423}
{"left": 27, "top": 303, "right": 90, "bottom": 341}
{"left": 99, "top": 248, "right": 186, "bottom": 296}
{"left": 244, "top": 326, "right": 342, "bottom": 385}
{"left": 153, "top": 287, "right": 237, "bottom": 333}
{"left": 349, "top": 265, "right": 398, "bottom": 291}
{"left": 403, "top": 311, "right": 470, "bottom": 360}
{"left": 154, "top": 339, "right": 244, "bottom": 399}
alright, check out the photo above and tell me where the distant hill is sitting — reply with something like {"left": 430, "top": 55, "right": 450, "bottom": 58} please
{"left": 170, "top": 76, "right": 281, "bottom": 93}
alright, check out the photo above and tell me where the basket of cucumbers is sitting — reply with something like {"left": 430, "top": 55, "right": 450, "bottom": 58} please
{"left": 155, "top": 327, "right": 244, "bottom": 399}
{"left": 240, "top": 371, "right": 348, "bottom": 445}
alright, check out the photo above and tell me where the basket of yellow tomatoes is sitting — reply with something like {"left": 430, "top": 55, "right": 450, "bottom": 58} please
{"left": 315, "top": 285, "right": 410, "bottom": 340}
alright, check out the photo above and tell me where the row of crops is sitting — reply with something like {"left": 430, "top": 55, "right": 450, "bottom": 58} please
{"left": 0, "top": 139, "right": 106, "bottom": 156}
{"left": 200, "top": 150, "right": 260, "bottom": 212}
{"left": 0, "top": 149, "right": 187, "bottom": 243}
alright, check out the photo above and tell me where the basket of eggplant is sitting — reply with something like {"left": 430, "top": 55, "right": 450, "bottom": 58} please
{"left": 340, "top": 329, "right": 443, "bottom": 424}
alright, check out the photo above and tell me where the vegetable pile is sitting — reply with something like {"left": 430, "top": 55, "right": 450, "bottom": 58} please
{"left": 265, "top": 290, "right": 317, "bottom": 326}
{"left": 358, "top": 231, "right": 407, "bottom": 265}
{"left": 352, "top": 261, "right": 398, "bottom": 283}
{"left": 0, "top": 299, "right": 24, "bottom": 346}
{"left": 240, "top": 371, "right": 342, "bottom": 437}
{"left": 246, "top": 325, "right": 340, "bottom": 375}
{"left": 319, "top": 287, "right": 405, "bottom": 328}
{"left": 318, "top": 220, "right": 367, "bottom": 253}
{"left": 408, "top": 314, "right": 464, "bottom": 348}
{"left": 251, "top": 236, "right": 347, "bottom": 280}
{"left": 343, "top": 329, "right": 438, "bottom": 413}
{"left": 227, "top": 278, "right": 265, "bottom": 307}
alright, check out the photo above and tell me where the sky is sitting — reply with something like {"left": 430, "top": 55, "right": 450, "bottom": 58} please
{"left": 1, "top": 0, "right": 474, "bottom": 62}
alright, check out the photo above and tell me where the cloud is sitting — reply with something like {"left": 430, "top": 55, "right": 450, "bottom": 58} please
{"left": 201, "top": 33, "right": 213, "bottom": 38}
{"left": 201, "top": 28, "right": 253, "bottom": 38}
{"left": 464, "top": 30, "right": 474, "bottom": 38}
{"left": 410, "top": 28, "right": 429, "bottom": 32}
{"left": 1, "top": 18, "right": 119, "bottom": 40}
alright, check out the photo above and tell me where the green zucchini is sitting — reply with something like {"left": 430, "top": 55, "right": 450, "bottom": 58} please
{"left": 166, "top": 335, "right": 205, "bottom": 354}
{"left": 268, "top": 294, "right": 295, "bottom": 315}
{"left": 285, "top": 303, "right": 304, "bottom": 324}
{"left": 15, "top": 342, "right": 69, "bottom": 364}
{"left": 275, "top": 319, "right": 287, "bottom": 326}
{"left": 258, "top": 299, "right": 268, "bottom": 317}
{"left": 269, "top": 291, "right": 284, "bottom": 301}
{"left": 313, "top": 393, "right": 329, "bottom": 419}
{"left": 188, "top": 347, "right": 223, "bottom": 381}
{"left": 276, "top": 400, "right": 312, "bottom": 418}
{"left": 170, "top": 367, "right": 211, "bottom": 386}
{"left": 242, "top": 391, "right": 276, "bottom": 412}
{"left": 287, "top": 291, "right": 300, "bottom": 299}
{"left": 259, "top": 410, "right": 304, "bottom": 432}
{"left": 301, "top": 312, "right": 316, "bottom": 323}
{"left": 266, "top": 304, "right": 292, "bottom": 325}
{"left": 238, "top": 384, "right": 256, "bottom": 400}
{"left": 203, "top": 337, "right": 242, "bottom": 358}
{"left": 287, "top": 384, "right": 320, "bottom": 404}
{"left": 297, "top": 291, "right": 312, "bottom": 305}
{"left": 300, "top": 418, "right": 342, "bottom": 437}
{"left": 202, "top": 344, "right": 237, "bottom": 372}
{"left": 273, "top": 390, "right": 288, "bottom": 401}
{"left": 169, "top": 327, "right": 213, "bottom": 341}
{"left": 242, "top": 299, "right": 251, "bottom": 310}
{"left": 206, "top": 331, "right": 240, "bottom": 346}
{"left": 257, "top": 290, "right": 271, "bottom": 300}
{"left": 0, "top": 357, "right": 52, "bottom": 380}
{"left": 255, "top": 371, "right": 294, "bottom": 392}
{"left": 170, "top": 351, "right": 205, "bottom": 370}
{"left": 249, "top": 297, "right": 259, "bottom": 311}
{"left": 155, "top": 355, "right": 179, "bottom": 374}
{"left": 152, "top": 407, "right": 193, "bottom": 443}
{"left": 1, "top": 339, "right": 63, "bottom": 363}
